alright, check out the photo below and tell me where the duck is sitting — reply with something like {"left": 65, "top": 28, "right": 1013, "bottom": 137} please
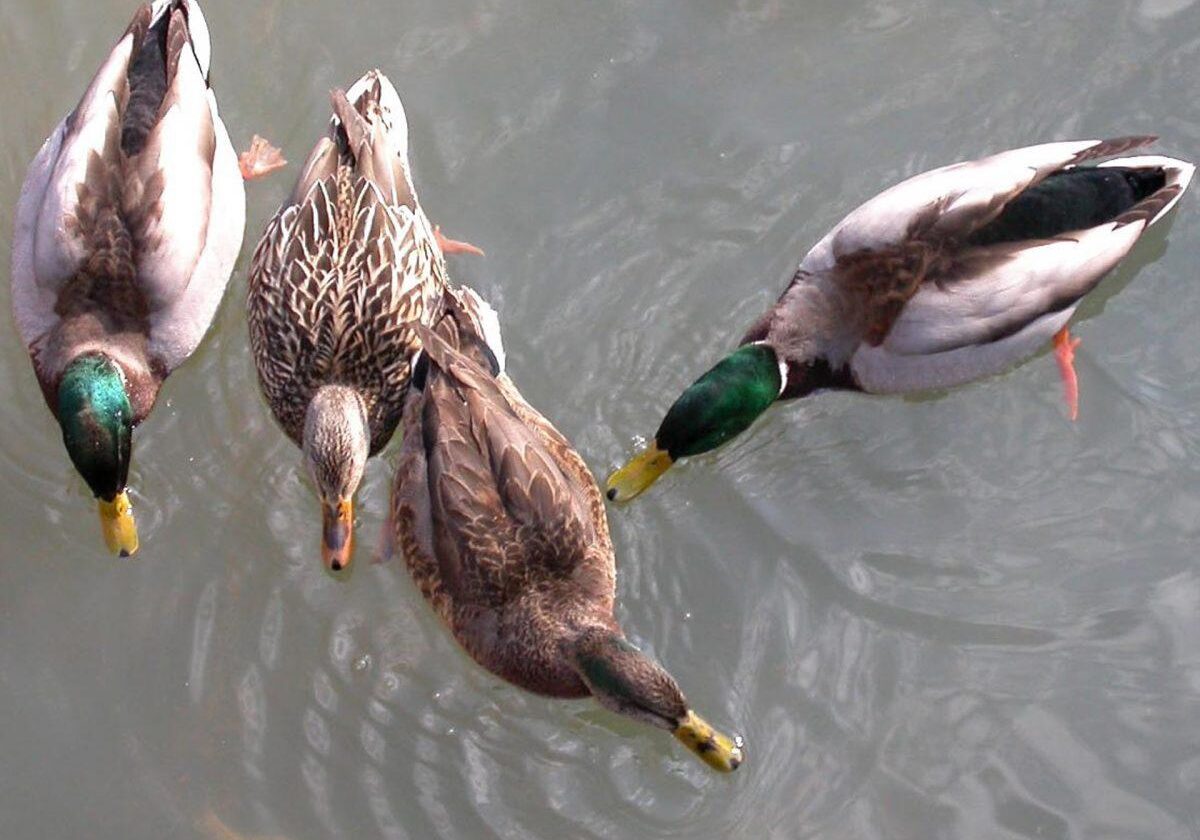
{"left": 248, "top": 70, "right": 478, "bottom": 572}
{"left": 385, "top": 287, "right": 744, "bottom": 772}
{"left": 10, "top": 0, "right": 245, "bottom": 555}
{"left": 607, "top": 136, "right": 1194, "bottom": 501}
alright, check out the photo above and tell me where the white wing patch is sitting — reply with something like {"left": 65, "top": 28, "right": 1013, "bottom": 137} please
{"left": 457, "top": 285, "right": 507, "bottom": 373}
{"left": 884, "top": 222, "right": 1144, "bottom": 357}
{"left": 849, "top": 212, "right": 1152, "bottom": 394}
{"left": 810, "top": 139, "right": 1190, "bottom": 394}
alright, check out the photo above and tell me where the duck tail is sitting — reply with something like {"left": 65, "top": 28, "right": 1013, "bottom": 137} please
{"left": 1097, "top": 154, "right": 1195, "bottom": 228}
{"left": 423, "top": 287, "right": 506, "bottom": 378}
{"left": 330, "top": 69, "right": 417, "bottom": 210}
{"left": 451, "top": 286, "right": 507, "bottom": 375}
{"left": 145, "top": 1, "right": 212, "bottom": 78}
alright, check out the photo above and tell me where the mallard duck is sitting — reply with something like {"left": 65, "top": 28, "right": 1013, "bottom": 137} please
{"left": 10, "top": 0, "right": 245, "bottom": 555}
{"left": 248, "top": 70, "right": 479, "bottom": 572}
{"left": 386, "top": 288, "right": 744, "bottom": 772}
{"left": 607, "top": 137, "right": 1194, "bottom": 501}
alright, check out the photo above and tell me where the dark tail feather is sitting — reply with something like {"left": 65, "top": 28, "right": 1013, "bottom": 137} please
{"left": 120, "top": 5, "right": 172, "bottom": 156}
{"left": 1120, "top": 167, "right": 1167, "bottom": 202}
{"left": 429, "top": 291, "right": 502, "bottom": 379}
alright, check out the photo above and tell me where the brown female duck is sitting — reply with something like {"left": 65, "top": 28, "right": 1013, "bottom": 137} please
{"left": 248, "top": 70, "right": 477, "bottom": 572}
{"left": 386, "top": 288, "right": 743, "bottom": 772}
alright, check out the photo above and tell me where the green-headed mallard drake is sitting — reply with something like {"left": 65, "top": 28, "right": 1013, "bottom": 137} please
{"left": 10, "top": 0, "right": 245, "bottom": 555}
{"left": 248, "top": 70, "right": 477, "bottom": 572}
{"left": 386, "top": 287, "right": 744, "bottom": 772}
{"left": 607, "top": 137, "right": 1194, "bottom": 501}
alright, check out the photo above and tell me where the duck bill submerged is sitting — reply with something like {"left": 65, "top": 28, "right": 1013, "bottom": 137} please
{"left": 605, "top": 442, "right": 674, "bottom": 502}
{"left": 98, "top": 491, "right": 138, "bottom": 557}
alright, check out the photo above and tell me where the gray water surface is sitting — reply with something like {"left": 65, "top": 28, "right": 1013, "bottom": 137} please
{"left": 2, "top": 1, "right": 1200, "bottom": 838}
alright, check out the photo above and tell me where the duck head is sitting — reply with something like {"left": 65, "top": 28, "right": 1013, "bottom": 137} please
{"left": 606, "top": 343, "right": 782, "bottom": 502}
{"left": 57, "top": 354, "right": 138, "bottom": 556}
{"left": 303, "top": 385, "right": 369, "bottom": 573}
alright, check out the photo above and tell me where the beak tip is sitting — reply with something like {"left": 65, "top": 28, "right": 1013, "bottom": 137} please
{"left": 728, "top": 737, "right": 746, "bottom": 772}
{"left": 321, "top": 498, "right": 355, "bottom": 573}
{"left": 606, "top": 444, "right": 672, "bottom": 504}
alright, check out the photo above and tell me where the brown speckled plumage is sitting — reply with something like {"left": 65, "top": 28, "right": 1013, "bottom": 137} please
{"left": 387, "top": 293, "right": 619, "bottom": 698}
{"left": 247, "top": 71, "right": 447, "bottom": 455}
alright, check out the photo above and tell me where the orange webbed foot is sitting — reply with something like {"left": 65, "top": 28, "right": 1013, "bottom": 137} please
{"left": 238, "top": 135, "right": 287, "bottom": 181}
{"left": 434, "top": 225, "right": 486, "bottom": 257}
{"left": 1053, "top": 326, "right": 1082, "bottom": 422}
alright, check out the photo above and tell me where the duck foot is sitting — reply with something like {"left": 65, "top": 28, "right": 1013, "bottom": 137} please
{"left": 238, "top": 135, "right": 287, "bottom": 180}
{"left": 1053, "top": 326, "right": 1081, "bottom": 422}
{"left": 434, "top": 225, "right": 485, "bottom": 257}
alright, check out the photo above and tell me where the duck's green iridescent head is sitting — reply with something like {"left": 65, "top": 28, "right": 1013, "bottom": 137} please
{"left": 57, "top": 355, "right": 138, "bottom": 556}
{"left": 606, "top": 344, "right": 782, "bottom": 502}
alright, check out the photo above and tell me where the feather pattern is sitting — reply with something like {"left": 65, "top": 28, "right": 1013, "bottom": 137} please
{"left": 247, "top": 70, "right": 448, "bottom": 454}
{"left": 10, "top": 0, "right": 244, "bottom": 416}
{"left": 387, "top": 295, "right": 616, "bottom": 698}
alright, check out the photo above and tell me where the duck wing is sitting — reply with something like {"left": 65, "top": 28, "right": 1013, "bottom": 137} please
{"left": 803, "top": 137, "right": 1157, "bottom": 273}
{"left": 388, "top": 303, "right": 612, "bottom": 617}
{"left": 758, "top": 138, "right": 1190, "bottom": 393}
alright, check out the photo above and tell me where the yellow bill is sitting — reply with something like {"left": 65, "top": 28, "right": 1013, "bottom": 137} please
{"left": 674, "top": 709, "right": 744, "bottom": 772}
{"left": 98, "top": 490, "right": 139, "bottom": 557}
{"left": 605, "top": 442, "right": 673, "bottom": 503}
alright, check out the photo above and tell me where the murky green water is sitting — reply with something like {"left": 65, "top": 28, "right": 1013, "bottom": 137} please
{"left": 3, "top": 1, "right": 1200, "bottom": 838}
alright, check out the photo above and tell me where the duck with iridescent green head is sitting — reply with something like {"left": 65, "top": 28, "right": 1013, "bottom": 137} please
{"left": 10, "top": 0, "right": 245, "bottom": 554}
{"left": 607, "top": 137, "right": 1192, "bottom": 502}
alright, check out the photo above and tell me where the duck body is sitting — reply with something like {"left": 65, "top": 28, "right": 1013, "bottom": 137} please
{"left": 10, "top": 0, "right": 245, "bottom": 553}
{"left": 754, "top": 136, "right": 1192, "bottom": 396}
{"left": 390, "top": 288, "right": 609, "bottom": 698}
{"left": 387, "top": 289, "right": 742, "bottom": 771}
{"left": 608, "top": 137, "right": 1193, "bottom": 501}
{"left": 248, "top": 70, "right": 446, "bottom": 455}
{"left": 247, "top": 70, "right": 448, "bottom": 570}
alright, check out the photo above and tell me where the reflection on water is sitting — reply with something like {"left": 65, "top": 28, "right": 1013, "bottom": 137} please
{"left": 2, "top": 0, "right": 1200, "bottom": 838}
